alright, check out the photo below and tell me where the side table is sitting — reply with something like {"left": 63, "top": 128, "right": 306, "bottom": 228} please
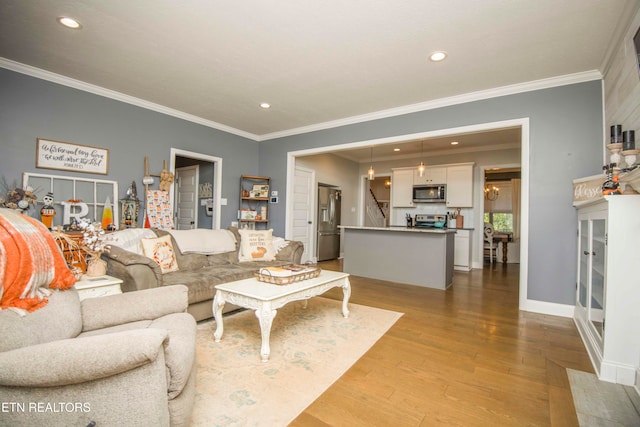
{"left": 74, "top": 275, "right": 123, "bottom": 300}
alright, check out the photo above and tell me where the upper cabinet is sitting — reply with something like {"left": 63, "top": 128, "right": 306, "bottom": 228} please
{"left": 391, "top": 168, "right": 415, "bottom": 208}
{"left": 414, "top": 166, "right": 447, "bottom": 185}
{"left": 446, "top": 164, "right": 474, "bottom": 208}
{"left": 391, "top": 163, "right": 474, "bottom": 209}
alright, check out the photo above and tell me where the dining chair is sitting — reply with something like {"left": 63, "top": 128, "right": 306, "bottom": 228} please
{"left": 484, "top": 222, "right": 498, "bottom": 264}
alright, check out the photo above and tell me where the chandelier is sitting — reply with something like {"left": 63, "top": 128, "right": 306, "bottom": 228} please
{"left": 484, "top": 184, "right": 499, "bottom": 201}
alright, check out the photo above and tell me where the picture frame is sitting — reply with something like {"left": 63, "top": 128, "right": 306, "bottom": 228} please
{"left": 36, "top": 138, "right": 109, "bottom": 175}
{"left": 252, "top": 184, "right": 269, "bottom": 198}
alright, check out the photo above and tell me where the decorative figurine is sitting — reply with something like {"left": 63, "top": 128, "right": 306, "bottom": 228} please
{"left": 159, "top": 165, "right": 174, "bottom": 192}
{"left": 40, "top": 192, "right": 56, "bottom": 229}
{"left": 602, "top": 163, "right": 621, "bottom": 196}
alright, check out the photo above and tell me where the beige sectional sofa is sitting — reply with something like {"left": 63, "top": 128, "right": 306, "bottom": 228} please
{"left": 102, "top": 227, "right": 304, "bottom": 321}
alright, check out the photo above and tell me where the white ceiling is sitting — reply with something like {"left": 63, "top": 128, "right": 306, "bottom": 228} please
{"left": 0, "top": 0, "right": 636, "bottom": 151}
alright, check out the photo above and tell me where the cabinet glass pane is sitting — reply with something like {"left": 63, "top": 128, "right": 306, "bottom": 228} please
{"left": 590, "top": 219, "right": 606, "bottom": 337}
{"left": 578, "top": 220, "right": 588, "bottom": 307}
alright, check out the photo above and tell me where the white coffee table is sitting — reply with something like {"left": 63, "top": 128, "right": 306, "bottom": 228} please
{"left": 212, "top": 270, "right": 351, "bottom": 362}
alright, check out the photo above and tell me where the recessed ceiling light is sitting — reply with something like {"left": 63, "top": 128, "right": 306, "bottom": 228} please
{"left": 57, "top": 16, "right": 82, "bottom": 29}
{"left": 259, "top": 102, "right": 271, "bottom": 109}
{"left": 393, "top": 148, "right": 400, "bottom": 152}
{"left": 429, "top": 51, "right": 447, "bottom": 62}
{"left": 450, "top": 141, "right": 459, "bottom": 145}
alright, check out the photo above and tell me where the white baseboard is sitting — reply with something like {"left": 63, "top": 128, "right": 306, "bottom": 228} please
{"left": 600, "top": 361, "right": 637, "bottom": 386}
{"left": 520, "top": 299, "right": 575, "bottom": 318}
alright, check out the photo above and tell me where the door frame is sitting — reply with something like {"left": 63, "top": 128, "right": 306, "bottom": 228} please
{"left": 286, "top": 117, "right": 530, "bottom": 312}
{"left": 169, "top": 148, "right": 223, "bottom": 229}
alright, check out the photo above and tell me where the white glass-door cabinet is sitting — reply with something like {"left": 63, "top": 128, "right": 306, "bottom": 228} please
{"left": 573, "top": 195, "right": 640, "bottom": 385}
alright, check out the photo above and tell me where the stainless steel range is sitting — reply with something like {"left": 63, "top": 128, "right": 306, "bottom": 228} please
{"left": 414, "top": 214, "right": 448, "bottom": 229}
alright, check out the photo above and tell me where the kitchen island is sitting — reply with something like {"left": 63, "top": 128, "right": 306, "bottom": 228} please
{"left": 340, "top": 226, "right": 456, "bottom": 290}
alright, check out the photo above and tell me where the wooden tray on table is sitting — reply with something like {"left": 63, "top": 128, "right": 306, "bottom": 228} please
{"left": 255, "top": 264, "right": 321, "bottom": 285}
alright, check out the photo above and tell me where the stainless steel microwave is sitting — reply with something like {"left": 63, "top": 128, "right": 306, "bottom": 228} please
{"left": 412, "top": 184, "right": 446, "bottom": 203}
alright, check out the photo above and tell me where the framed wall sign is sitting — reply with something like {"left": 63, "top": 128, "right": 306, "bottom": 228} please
{"left": 36, "top": 138, "right": 109, "bottom": 175}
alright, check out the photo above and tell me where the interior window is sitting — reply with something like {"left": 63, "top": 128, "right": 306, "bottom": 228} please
{"left": 484, "top": 212, "right": 513, "bottom": 233}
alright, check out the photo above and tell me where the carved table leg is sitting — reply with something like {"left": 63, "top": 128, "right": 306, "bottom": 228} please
{"left": 255, "top": 303, "right": 277, "bottom": 362}
{"left": 502, "top": 240, "right": 508, "bottom": 264}
{"left": 213, "top": 291, "right": 226, "bottom": 342}
{"left": 341, "top": 277, "right": 351, "bottom": 318}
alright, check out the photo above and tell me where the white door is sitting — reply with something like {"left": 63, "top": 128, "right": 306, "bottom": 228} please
{"left": 175, "top": 165, "right": 199, "bottom": 230}
{"left": 292, "top": 166, "right": 315, "bottom": 263}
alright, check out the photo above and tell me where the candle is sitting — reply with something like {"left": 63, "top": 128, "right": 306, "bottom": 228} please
{"left": 610, "top": 125, "right": 623, "bottom": 144}
{"left": 622, "top": 130, "right": 635, "bottom": 151}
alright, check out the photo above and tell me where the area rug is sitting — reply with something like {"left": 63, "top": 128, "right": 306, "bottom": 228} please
{"left": 567, "top": 369, "right": 640, "bottom": 426}
{"left": 190, "top": 297, "right": 403, "bottom": 426}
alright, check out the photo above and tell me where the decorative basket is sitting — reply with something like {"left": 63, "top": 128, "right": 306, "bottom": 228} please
{"left": 255, "top": 265, "right": 321, "bottom": 285}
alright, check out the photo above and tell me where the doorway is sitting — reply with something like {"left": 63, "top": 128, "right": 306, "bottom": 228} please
{"left": 286, "top": 118, "right": 530, "bottom": 310}
{"left": 175, "top": 165, "right": 199, "bottom": 230}
{"left": 482, "top": 167, "right": 522, "bottom": 267}
{"left": 363, "top": 175, "right": 390, "bottom": 227}
{"left": 169, "top": 148, "right": 223, "bottom": 229}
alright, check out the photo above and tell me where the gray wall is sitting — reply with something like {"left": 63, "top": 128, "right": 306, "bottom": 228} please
{"left": 0, "top": 68, "right": 258, "bottom": 228}
{"left": 260, "top": 81, "right": 604, "bottom": 305}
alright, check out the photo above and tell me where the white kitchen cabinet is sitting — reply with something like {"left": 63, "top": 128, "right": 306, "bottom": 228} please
{"left": 414, "top": 166, "right": 447, "bottom": 185}
{"left": 573, "top": 195, "right": 640, "bottom": 385}
{"left": 453, "top": 229, "right": 472, "bottom": 271}
{"left": 391, "top": 168, "right": 415, "bottom": 208}
{"left": 446, "top": 164, "right": 473, "bottom": 208}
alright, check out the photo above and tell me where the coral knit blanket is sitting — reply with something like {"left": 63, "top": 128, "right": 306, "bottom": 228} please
{"left": 0, "top": 208, "right": 76, "bottom": 314}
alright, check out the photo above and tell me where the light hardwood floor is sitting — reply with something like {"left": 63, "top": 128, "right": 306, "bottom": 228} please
{"left": 290, "top": 260, "right": 593, "bottom": 427}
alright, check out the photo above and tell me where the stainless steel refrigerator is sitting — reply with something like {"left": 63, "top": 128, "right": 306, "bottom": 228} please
{"left": 317, "top": 185, "right": 341, "bottom": 261}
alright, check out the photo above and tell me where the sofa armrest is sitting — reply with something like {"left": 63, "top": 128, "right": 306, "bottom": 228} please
{"left": 102, "top": 245, "right": 163, "bottom": 292}
{"left": 276, "top": 240, "right": 304, "bottom": 264}
{"left": 81, "top": 285, "right": 189, "bottom": 332}
{"left": 0, "top": 328, "right": 168, "bottom": 387}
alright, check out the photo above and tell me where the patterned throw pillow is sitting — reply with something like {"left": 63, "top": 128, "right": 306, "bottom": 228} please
{"left": 238, "top": 229, "right": 276, "bottom": 262}
{"left": 0, "top": 208, "right": 77, "bottom": 314}
{"left": 141, "top": 234, "right": 179, "bottom": 273}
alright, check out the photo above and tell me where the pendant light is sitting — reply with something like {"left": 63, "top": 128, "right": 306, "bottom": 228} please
{"left": 418, "top": 142, "right": 426, "bottom": 177}
{"left": 367, "top": 147, "right": 375, "bottom": 180}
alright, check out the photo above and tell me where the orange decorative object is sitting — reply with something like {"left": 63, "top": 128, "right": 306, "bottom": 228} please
{"left": 101, "top": 197, "right": 113, "bottom": 229}
{"left": 0, "top": 209, "right": 77, "bottom": 314}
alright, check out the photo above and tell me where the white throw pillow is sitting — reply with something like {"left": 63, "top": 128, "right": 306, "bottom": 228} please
{"left": 238, "top": 229, "right": 276, "bottom": 262}
{"left": 141, "top": 234, "right": 179, "bottom": 273}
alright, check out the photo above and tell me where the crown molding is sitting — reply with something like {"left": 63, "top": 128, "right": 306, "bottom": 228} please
{"left": 258, "top": 70, "right": 602, "bottom": 141}
{"left": 0, "top": 57, "right": 260, "bottom": 141}
{"left": 1, "top": 57, "right": 601, "bottom": 143}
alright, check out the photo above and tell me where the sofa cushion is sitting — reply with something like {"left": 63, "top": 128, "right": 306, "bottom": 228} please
{"left": 0, "top": 289, "right": 82, "bottom": 352}
{"left": 238, "top": 229, "right": 276, "bottom": 262}
{"left": 141, "top": 234, "right": 179, "bottom": 273}
{"left": 154, "top": 229, "right": 209, "bottom": 270}
{"left": 167, "top": 229, "right": 236, "bottom": 254}
{"left": 104, "top": 228, "right": 156, "bottom": 255}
